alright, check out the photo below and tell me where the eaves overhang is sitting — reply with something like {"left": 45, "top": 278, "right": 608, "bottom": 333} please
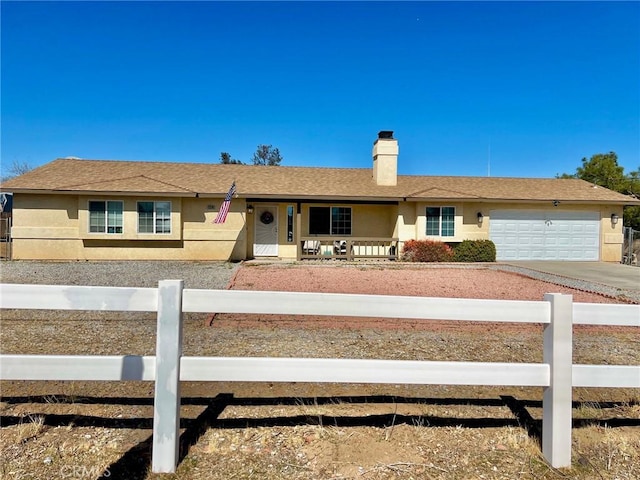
{"left": 6, "top": 188, "right": 198, "bottom": 198}
{"left": 242, "top": 194, "right": 401, "bottom": 203}
{"left": 8, "top": 189, "right": 638, "bottom": 206}
{"left": 403, "top": 197, "right": 640, "bottom": 206}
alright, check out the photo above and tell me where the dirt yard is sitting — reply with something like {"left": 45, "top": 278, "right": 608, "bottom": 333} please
{"left": 1, "top": 263, "right": 639, "bottom": 480}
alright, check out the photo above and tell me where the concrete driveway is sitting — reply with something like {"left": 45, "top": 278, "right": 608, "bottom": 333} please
{"left": 505, "top": 261, "right": 640, "bottom": 292}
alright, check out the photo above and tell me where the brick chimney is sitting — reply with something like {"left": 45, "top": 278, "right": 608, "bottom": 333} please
{"left": 372, "top": 130, "right": 398, "bottom": 186}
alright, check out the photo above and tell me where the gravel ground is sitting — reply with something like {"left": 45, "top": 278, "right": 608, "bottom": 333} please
{"left": 491, "top": 264, "right": 640, "bottom": 303}
{"left": 2, "top": 259, "right": 637, "bottom": 301}
{"left": 0, "top": 260, "right": 240, "bottom": 289}
{"left": 0, "top": 260, "right": 241, "bottom": 321}
{"left": 1, "top": 260, "right": 638, "bottom": 480}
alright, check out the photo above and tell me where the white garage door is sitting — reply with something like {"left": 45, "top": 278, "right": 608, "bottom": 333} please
{"left": 489, "top": 210, "right": 600, "bottom": 261}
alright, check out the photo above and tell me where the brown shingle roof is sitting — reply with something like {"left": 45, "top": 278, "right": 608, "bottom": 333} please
{"left": 1, "top": 158, "right": 637, "bottom": 204}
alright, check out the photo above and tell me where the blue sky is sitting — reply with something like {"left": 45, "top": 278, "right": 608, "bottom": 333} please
{"left": 1, "top": 1, "right": 639, "bottom": 179}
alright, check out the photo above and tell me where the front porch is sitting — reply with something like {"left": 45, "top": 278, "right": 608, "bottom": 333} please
{"left": 298, "top": 237, "right": 399, "bottom": 261}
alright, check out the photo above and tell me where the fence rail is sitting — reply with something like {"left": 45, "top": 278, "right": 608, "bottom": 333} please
{"left": 1, "top": 282, "right": 638, "bottom": 473}
{"left": 0, "top": 215, "right": 11, "bottom": 260}
{"left": 622, "top": 226, "right": 639, "bottom": 265}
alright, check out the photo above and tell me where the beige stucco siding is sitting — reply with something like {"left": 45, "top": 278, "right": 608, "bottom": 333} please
{"left": 12, "top": 239, "right": 243, "bottom": 261}
{"left": 396, "top": 201, "right": 624, "bottom": 262}
{"left": 11, "top": 194, "right": 79, "bottom": 240}
{"left": 77, "top": 197, "right": 182, "bottom": 241}
{"left": 351, "top": 204, "right": 396, "bottom": 237}
{"left": 11, "top": 194, "right": 84, "bottom": 260}
{"left": 181, "top": 197, "right": 248, "bottom": 260}
{"left": 182, "top": 197, "right": 246, "bottom": 235}
{"left": 297, "top": 204, "right": 395, "bottom": 237}
{"left": 12, "top": 239, "right": 83, "bottom": 260}
{"left": 396, "top": 202, "right": 483, "bottom": 243}
{"left": 460, "top": 202, "right": 489, "bottom": 240}
{"left": 599, "top": 206, "right": 624, "bottom": 262}
{"left": 394, "top": 202, "right": 417, "bottom": 242}
{"left": 8, "top": 193, "right": 626, "bottom": 262}
{"left": 244, "top": 203, "right": 397, "bottom": 259}
{"left": 10, "top": 193, "right": 247, "bottom": 261}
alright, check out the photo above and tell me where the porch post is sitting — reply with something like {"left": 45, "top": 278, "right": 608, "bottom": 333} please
{"left": 296, "top": 202, "right": 302, "bottom": 261}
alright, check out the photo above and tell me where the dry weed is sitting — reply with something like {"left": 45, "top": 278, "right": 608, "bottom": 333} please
{"left": 15, "top": 414, "right": 45, "bottom": 443}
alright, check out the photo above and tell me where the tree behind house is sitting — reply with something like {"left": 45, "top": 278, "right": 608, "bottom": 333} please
{"left": 251, "top": 145, "right": 282, "bottom": 166}
{"left": 558, "top": 152, "right": 640, "bottom": 229}
{"left": 1, "top": 160, "right": 33, "bottom": 182}
{"left": 219, "top": 152, "right": 244, "bottom": 165}
{"left": 218, "top": 146, "right": 283, "bottom": 166}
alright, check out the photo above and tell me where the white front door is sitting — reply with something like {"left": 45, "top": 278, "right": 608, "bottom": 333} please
{"left": 254, "top": 206, "right": 279, "bottom": 256}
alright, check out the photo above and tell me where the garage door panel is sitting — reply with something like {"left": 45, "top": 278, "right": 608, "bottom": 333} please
{"left": 530, "top": 249, "right": 545, "bottom": 260}
{"left": 501, "top": 249, "right": 517, "bottom": 260}
{"left": 568, "top": 237, "right": 584, "bottom": 248}
{"left": 504, "top": 235, "right": 518, "bottom": 245}
{"left": 490, "top": 210, "right": 599, "bottom": 261}
{"left": 585, "top": 237, "right": 598, "bottom": 247}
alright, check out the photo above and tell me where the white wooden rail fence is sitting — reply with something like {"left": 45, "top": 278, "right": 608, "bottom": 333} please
{"left": 1, "top": 281, "right": 638, "bottom": 474}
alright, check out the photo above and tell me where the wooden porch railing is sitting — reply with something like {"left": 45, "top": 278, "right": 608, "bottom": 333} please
{"left": 298, "top": 237, "right": 399, "bottom": 261}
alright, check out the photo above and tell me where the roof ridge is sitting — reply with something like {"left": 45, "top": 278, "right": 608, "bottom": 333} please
{"left": 136, "top": 175, "right": 197, "bottom": 193}
{"left": 57, "top": 174, "right": 194, "bottom": 192}
{"left": 407, "top": 186, "right": 481, "bottom": 198}
{"left": 54, "top": 158, "right": 370, "bottom": 172}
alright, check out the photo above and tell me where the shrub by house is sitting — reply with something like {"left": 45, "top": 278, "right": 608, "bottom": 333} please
{"left": 402, "top": 240, "right": 455, "bottom": 262}
{"left": 453, "top": 240, "right": 497, "bottom": 262}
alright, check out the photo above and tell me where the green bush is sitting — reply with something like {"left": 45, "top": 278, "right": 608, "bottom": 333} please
{"left": 402, "top": 240, "right": 455, "bottom": 262}
{"left": 453, "top": 240, "right": 497, "bottom": 262}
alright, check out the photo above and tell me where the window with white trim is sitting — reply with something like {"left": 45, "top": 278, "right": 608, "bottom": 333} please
{"left": 137, "top": 201, "right": 171, "bottom": 234}
{"left": 89, "top": 200, "right": 123, "bottom": 234}
{"left": 309, "top": 206, "right": 352, "bottom": 235}
{"left": 426, "top": 206, "right": 455, "bottom": 237}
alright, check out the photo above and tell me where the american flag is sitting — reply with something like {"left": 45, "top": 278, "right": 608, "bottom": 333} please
{"left": 213, "top": 181, "right": 236, "bottom": 224}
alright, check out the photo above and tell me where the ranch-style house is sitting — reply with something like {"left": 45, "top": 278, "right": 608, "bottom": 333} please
{"left": 2, "top": 131, "right": 638, "bottom": 262}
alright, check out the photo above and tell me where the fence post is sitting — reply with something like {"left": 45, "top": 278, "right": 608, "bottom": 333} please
{"left": 542, "top": 293, "right": 573, "bottom": 468}
{"left": 152, "top": 280, "right": 184, "bottom": 473}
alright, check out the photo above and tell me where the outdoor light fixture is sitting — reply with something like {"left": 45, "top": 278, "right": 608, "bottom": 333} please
{"left": 477, "top": 212, "right": 484, "bottom": 223}
{"left": 247, "top": 205, "right": 254, "bottom": 214}
{"left": 553, "top": 200, "right": 560, "bottom": 207}
{"left": 611, "top": 213, "right": 619, "bottom": 225}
